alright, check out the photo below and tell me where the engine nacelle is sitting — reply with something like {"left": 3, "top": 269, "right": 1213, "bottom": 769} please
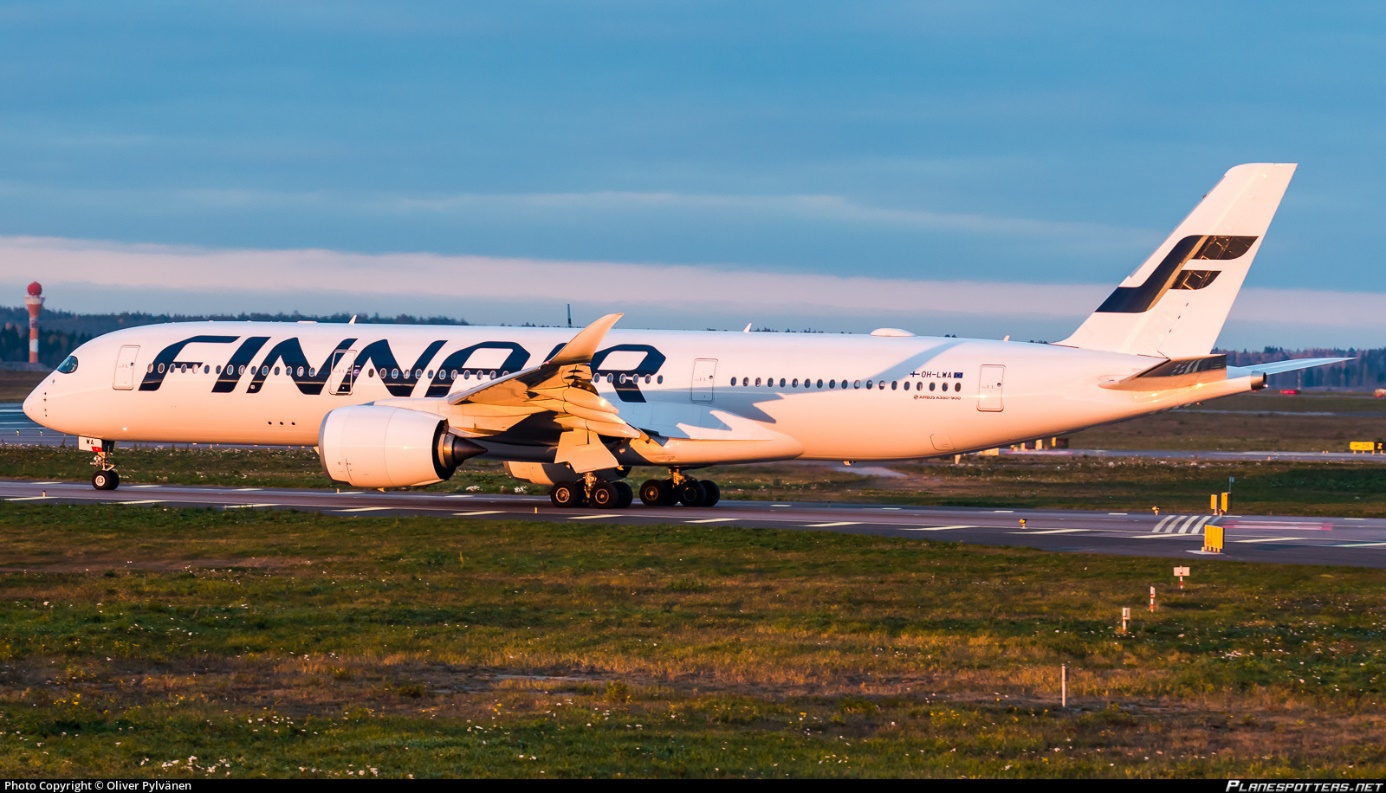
{"left": 318, "top": 405, "right": 483, "bottom": 488}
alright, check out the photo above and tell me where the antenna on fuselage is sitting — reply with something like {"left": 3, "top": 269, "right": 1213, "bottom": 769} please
{"left": 567, "top": 304, "right": 572, "bottom": 328}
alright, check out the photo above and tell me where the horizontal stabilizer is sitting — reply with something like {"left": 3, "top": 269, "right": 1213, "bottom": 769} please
{"left": 1099, "top": 354, "right": 1227, "bottom": 391}
{"left": 1230, "top": 357, "right": 1350, "bottom": 377}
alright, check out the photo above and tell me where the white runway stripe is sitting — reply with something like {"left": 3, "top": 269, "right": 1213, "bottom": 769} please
{"left": 806, "top": 521, "right": 862, "bottom": 527}
{"left": 1015, "top": 528, "right": 1088, "bottom": 535}
{"left": 117, "top": 499, "right": 163, "bottom": 505}
{"left": 1232, "top": 536, "right": 1306, "bottom": 544}
{"left": 337, "top": 506, "right": 391, "bottom": 513}
{"left": 686, "top": 518, "right": 737, "bottom": 524}
{"left": 569, "top": 514, "right": 623, "bottom": 520}
{"left": 223, "top": 503, "right": 278, "bottom": 509}
{"left": 454, "top": 510, "right": 504, "bottom": 516}
{"left": 901, "top": 525, "right": 974, "bottom": 532}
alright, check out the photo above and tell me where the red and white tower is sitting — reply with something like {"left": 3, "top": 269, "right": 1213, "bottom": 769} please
{"left": 24, "top": 281, "right": 43, "bottom": 364}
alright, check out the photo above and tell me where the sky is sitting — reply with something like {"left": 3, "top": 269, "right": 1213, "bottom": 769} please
{"left": 3, "top": 1, "right": 1385, "bottom": 347}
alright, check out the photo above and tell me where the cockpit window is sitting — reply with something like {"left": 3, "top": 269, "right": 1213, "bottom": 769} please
{"left": 56, "top": 355, "right": 79, "bottom": 374}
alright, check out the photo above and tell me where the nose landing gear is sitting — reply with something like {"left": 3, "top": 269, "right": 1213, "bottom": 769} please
{"left": 83, "top": 438, "right": 120, "bottom": 491}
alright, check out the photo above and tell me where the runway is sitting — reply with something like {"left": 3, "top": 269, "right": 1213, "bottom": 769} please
{"left": 5, "top": 478, "right": 1386, "bottom": 569}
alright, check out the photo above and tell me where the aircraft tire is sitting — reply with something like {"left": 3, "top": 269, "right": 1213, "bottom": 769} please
{"left": 613, "top": 480, "right": 634, "bottom": 508}
{"left": 677, "top": 480, "right": 707, "bottom": 507}
{"left": 550, "top": 482, "right": 582, "bottom": 508}
{"left": 700, "top": 480, "right": 721, "bottom": 507}
{"left": 638, "top": 479, "right": 667, "bottom": 506}
{"left": 92, "top": 470, "right": 120, "bottom": 491}
{"left": 590, "top": 481, "right": 620, "bottom": 508}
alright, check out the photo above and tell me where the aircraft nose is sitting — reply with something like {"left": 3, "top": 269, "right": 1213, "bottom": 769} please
{"left": 22, "top": 381, "right": 44, "bottom": 424}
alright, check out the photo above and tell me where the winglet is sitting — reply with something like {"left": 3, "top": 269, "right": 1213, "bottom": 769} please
{"left": 546, "top": 313, "right": 623, "bottom": 365}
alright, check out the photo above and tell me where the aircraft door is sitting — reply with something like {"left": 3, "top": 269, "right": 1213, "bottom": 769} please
{"left": 329, "top": 350, "right": 359, "bottom": 395}
{"left": 690, "top": 358, "right": 717, "bottom": 403}
{"left": 112, "top": 345, "right": 141, "bottom": 390}
{"left": 977, "top": 364, "right": 1005, "bottom": 412}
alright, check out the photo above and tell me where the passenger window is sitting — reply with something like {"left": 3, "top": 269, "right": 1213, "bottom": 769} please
{"left": 853, "top": 380, "right": 861, "bottom": 389}
{"left": 779, "top": 378, "right": 786, "bottom": 387}
{"left": 954, "top": 382, "right": 961, "bottom": 392}
{"left": 792, "top": 378, "right": 799, "bottom": 387}
{"left": 274, "top": 367, "right": 281, "bottom": 376}
{"left": 755, "top": 377, "right": 762, "bottom": 386}
{"left": 891, "top": 381, "right": 897, "bottom": 390}
{"left": 829, "top": 380, "right": 836, "bottom": 389}
{"left": 929, "top": 382, "right": 936, "bottom": 391}
{"left": 657, "top": 375, "right": 664, "bottom": 384}
{"left": 817, "top": 379, "right": 823, "bottom": 388}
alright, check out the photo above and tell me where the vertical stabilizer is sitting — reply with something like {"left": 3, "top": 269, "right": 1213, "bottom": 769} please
{"left": 1057, "top": 163, "right": 1296, "bottom": 359}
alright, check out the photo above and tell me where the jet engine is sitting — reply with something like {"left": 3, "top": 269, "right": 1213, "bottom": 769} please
{"left": 318, "top": 405, "right": 483, "bottom": 488}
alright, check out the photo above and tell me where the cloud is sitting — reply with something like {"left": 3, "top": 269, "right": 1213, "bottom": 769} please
{"left": 7, "top": 234, "right": 1386, "bottom": 347}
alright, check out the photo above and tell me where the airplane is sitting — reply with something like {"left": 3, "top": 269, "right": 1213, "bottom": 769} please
{"left": 23, "top": 163, "right": 1345, "bottom": 508}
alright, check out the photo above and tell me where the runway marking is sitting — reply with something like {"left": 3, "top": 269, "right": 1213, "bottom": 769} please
{"left": 446, "top": 494, "right": 475, "bottom": 499}
{"left": 6, "top": 496, "right": 50, "bottom": 501}
{"left": 129, "top": 485, "right": 161, "bottom": 489}
{"left": 1345, "top": 518, "right": 1366, "bottom": 521}
{"left": 1333, "top": 542, "right": 1386, "bottom": 548}
{"left": 454, "top": 510, "right": 504, "bottom": 516}
{"left": 234, "top": 488, "right": 263, "bottom": 492}
{"left": 1232, "top": 536, "right": 1306, "bottom": 544}
{"left": 117, "top": 499, "right": 163, "bottom": 505}
{"left": 880, "top": 507, "right": 901, "bottom": 510}
{"left": 1108, "top": 512, "right": 1128, "bottom": 516}
{"left": 223, "top": 503, "right": 278, "bottom": 509}
{"left": 1014, "top": 528, "right": 1088, "bottom": 535}
{"left": 337, "top": 506, "right": 391, "bottom": 513}
{"left": 1136, "top": 533, "right": 1196, "bottom": 540}
{"left": 1152, "top": 515, "right": 1212, "bottom": 534}
{"left": 32, "top": 481, "right": 61, "bottom": 485}
{"left": 992, "top": 510, "right": 1014, "bottom": 514}
{"left": 1225, "top": 520, "right": 1331, "bottom": 531}
{"left": 806, "top": 521, "right": 862, "bottom": 527}
{"left": 569, "top": 514, "right": 623, "bottom": 521}
{"left": 902, "top": 525, "right": 974, "bottom": 532}
{"left": 771, "top": 504, "right": 792, "bottom": 507}
{"left": 686, "top": 518, "right": 737, "bottom": 524}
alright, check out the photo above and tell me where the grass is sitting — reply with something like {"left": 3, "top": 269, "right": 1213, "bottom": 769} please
{"left": 0, "top": 503, "right": 1383, "bottom": 777}
{"left": 0, "top": 371, "right": 46, "bottom": 402}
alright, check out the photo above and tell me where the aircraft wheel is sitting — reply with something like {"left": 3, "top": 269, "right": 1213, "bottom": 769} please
{"left": 613, "top": 480, "right": 634, "bottom": 508}
{"left": 550, "top": 482, "right": 583, "bottom": 508}
{"left": 677, "top": 480, "right": 707, "bottom": 507}
{"left": 699, "top": 480, "right": 721, "bottom": 507}
{"left": 639, "top": 479, "right": 668, "bottom": 506}
{"left": 590, "top": 481, "right": 620, "bottom": 508}
{"left": 92, "top": 469, "right": 120, "bottom": 491}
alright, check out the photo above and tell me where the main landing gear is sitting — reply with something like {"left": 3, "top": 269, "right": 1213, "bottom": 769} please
{"left": 638, "top": 470, "right": 720, "bottom": 508}
{"left": 546, "top": 469, "right": 721, "bottom": 509}
{"left": 549, "top": 473, "right": 634, "bottom": 509}
{"left": 88, "top": 440, "right": 120, "bottom": 491}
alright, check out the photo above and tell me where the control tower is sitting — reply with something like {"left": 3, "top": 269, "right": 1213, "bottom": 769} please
{"left": 24, "top": 282, "right": 43, "bottom": 364}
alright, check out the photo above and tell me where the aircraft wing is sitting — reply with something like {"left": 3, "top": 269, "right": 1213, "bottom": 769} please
{"left": 440, "top": 313, "right": 643, "bottom": 471}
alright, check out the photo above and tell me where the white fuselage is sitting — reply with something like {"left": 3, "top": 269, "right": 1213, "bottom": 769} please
{"left": 24, "top": 321, "right": 1257, "bottom": 465}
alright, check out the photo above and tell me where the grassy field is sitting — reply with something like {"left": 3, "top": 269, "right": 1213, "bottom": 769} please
{"left": 0, "top": 503, "right": 1382, "bottom": 777}
{"left": 0, "top": 371, "right": 46, "bottom": 402}
{"left": 1067, "top": 392, "right": 1386, "bottom": 453}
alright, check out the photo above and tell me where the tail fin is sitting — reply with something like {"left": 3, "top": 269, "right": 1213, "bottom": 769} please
{"left": 1057, "top": 163, "right": 1296, "bottom": 359}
